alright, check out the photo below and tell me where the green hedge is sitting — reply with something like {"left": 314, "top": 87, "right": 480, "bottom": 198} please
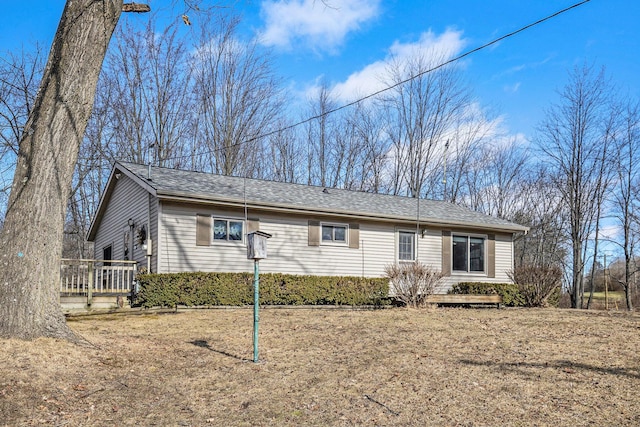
{"left": 448, "top": 282, "right": 524, "bottom": 307}
{"left": 134, "top": 272, "right": 390, "bottom": 308}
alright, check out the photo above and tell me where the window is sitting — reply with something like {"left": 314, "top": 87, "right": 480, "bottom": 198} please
{"left": 321, "top": 223, "right": 347, "bottom": 244}
{"left": 398, "top": 231, "right": 415, "bottom": 261}
{"left": 103, "top": 245, "right": 112, "bottom": 266}
{"left": 213, "top": 218, "right": 244, "bottom": 242}
{"left": 452, "top": 235, "right": 485, "bottom": 273}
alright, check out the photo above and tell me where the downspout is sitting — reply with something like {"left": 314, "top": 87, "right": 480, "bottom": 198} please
{"left": 415, "top": 196, "right": 420, "bottom": 261}
{"left": 361, "top": 240, "right": 365, "bottom": 277}
{"left": 147, "top": 192, "right": 151, "bottom": 273}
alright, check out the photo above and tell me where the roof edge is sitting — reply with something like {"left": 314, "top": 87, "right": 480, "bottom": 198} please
{"left": 86, "top": 162, "right": 158, "bottom": 241}
{"left": 156, "top": 192, "right": 529, "bottom": 234}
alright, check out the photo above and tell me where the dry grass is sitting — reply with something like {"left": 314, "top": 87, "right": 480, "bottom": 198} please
{"left": 1, "top": 307, "right": 639, "bottom": 426}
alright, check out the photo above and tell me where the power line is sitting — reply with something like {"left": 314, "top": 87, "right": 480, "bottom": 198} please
{"left": 161, "top": 0, "right": 591, "bottom": 163}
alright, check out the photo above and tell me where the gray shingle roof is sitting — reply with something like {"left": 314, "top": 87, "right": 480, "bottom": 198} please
{"left": 118, "top": 161, "right": 527, "bottom": 232}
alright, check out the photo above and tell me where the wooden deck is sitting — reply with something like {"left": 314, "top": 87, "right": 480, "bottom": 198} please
{"left": 426, "top": 294, "right": 502, "bottom": 308}
{"left": 60, "top": 259, "right": 137, "bottom": 312}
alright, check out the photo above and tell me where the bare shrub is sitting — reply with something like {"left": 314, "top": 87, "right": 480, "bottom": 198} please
{"left": 385, "top": 262, "right": 444, "bottom": 308}
{"left": 508, "top": 264, "right": 562, "bottom": 307}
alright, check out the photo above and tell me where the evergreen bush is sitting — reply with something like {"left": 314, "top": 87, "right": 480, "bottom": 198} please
{"left": 448, "top": 282, "right": 524, "bottom": 307}
{"left": 134, "top": 272, "right": 390, "bottom": 308}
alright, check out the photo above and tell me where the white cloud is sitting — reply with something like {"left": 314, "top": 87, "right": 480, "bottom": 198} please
{"left": 503, "top": 82, "right": 521, "bottom": 94}
{"left": 258, "top": 0, "right": 380, "bottom": 52}
{"left": 327, "top": 29, "right": 467, "bottom": 103}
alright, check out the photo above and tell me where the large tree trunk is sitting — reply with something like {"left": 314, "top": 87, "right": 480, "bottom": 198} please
{"left": 0, "top": 0, "right": 122, "bottom": 339}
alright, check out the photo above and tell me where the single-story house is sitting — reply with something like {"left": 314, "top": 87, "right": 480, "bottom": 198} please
{"left": 87, "top": 161, "right": 528, "bottom": 293}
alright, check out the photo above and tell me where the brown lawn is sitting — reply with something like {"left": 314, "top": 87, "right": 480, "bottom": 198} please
{"left": 1, "top": 307, "right": 639, "bottom": 426}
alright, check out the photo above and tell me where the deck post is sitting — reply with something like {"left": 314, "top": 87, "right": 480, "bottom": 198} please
{"left": 87, "top": 260, "right": 94, "bottom": 307}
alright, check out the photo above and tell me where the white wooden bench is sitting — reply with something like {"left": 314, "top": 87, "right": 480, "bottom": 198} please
{"left": 426, "top": 294, "right": 502, "bottom": 308}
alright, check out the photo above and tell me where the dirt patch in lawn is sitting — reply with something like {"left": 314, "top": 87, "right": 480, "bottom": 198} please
{"left": 1, "top": 307, "right": 639, "bottom": 426}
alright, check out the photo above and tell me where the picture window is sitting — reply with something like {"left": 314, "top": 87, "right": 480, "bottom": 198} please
{"left": 452, "top": 235, "right": 485, "bottom": 273}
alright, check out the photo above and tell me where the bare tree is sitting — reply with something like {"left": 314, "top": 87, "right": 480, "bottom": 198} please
{"left": 347, "top": 103, "right": 390, "bottom": 193}
{"left": 537, "top": 64, "right": 615, "bottom": 308}
{"left": 267, "top": 121, "right": 301, "bottom": 183}
{"left": 512, "top": 168, "right": 568, "bottom": 270}
{"left": 58, "top": 16, "right": 196, "bottom": 260}
{"left": 610, "top": 99, "right": 640, "bottom": 310}
{"left": 0, "top": 45, "right": 45, "bottom": 226}
{"left": 193, "top": 14, "right": 284, "bottom": 177}
{"left": 140, "top": 20, "right": 195, "bottom": 168}
{"left": 304, "top": 81, "right": 338, "bottom": 187}
{"left": 585, "top": 109, "right": 616, "bottom": 309}
{"left": 94, "top": 18, "right": 194, "bottom": 168}
{"left": 474, "top": 142, "right": 530, "bottom": 220}
{"left": 381, "top": 54, "right": 470, "bottom": 198}
{"left": 0, "top": 0, "right": 124, "bottom": 340}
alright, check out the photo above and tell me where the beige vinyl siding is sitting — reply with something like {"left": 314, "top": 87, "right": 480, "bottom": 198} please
{"left": 159, "top": 203, "right": 252, "bottom": 273}
{"left": 415, "top": 229, "right": 447, "bottom": 293}
{"left": 158, "top": 202, "right": 441, "bottom": 277}
{"left": 494, "top": 233, "right": 514, "bottom": 282}
{"left": 92, "top": 175, "right": 149, "bottom": 267}
{"left": 416, "top": 229, "right": 441, "bottom": 268}
{"left": 156, "top": 202, "right": 517, "bottom": 288}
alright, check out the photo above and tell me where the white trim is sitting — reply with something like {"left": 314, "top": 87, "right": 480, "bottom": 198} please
{"left": 157, "top": 201, "right": 164, "bottom": 273}
{"left": 396, "top": 228, "right": 417, "bottom": 262}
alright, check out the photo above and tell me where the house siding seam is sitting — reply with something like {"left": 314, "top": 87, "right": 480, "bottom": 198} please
{"left": 148, "top": 193, "right": 159, "bottom": 273}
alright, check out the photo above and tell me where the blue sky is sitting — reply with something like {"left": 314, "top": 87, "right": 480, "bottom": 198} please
{"left": 1, "top": 0, "right": 639, "bottom": 142}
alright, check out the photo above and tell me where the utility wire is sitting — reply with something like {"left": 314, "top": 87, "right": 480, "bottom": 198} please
{"left": 161, "top": 0, "right": 591, "bottom": 164}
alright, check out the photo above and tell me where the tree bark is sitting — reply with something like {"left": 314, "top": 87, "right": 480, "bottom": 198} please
{"left": 0, "top": 0, "right": 123, "bottom": 339}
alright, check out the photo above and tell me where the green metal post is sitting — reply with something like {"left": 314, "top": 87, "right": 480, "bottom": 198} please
{"left": 253, "top": 259, "right": 260, "bottom": 363}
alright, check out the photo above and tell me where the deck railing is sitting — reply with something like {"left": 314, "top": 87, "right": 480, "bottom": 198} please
{"left": 60, "top": 259, "right": 137, "bottom": 295}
